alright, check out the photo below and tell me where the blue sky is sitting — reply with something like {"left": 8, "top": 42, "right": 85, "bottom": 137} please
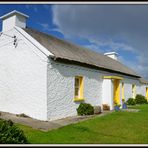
{"left": 0, "top": 4, "right": 63, "bottom": 38}
{"left": 0, "top": 4, "right": 147, "bottom": 79}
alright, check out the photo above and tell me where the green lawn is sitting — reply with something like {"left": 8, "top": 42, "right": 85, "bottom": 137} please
{"left": 16, "top": 105, "right": 148, "bottom": 144}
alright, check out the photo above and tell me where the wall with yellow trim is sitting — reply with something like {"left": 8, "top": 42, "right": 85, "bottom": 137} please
{"left": 122, "top": 78, "right": 141, "bottom": 101}
{"left": 47, "top": 58, "right": 148, "bottom": 120}
{"left": 47, "top": 59, "right": 104, "bottom": 120}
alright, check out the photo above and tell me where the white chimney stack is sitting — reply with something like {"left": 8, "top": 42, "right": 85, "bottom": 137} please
{"left": 104, "top": 52, "right": 118, "bottom": 60}
{"left": 0, "top": 10, "right": 29, "bottom": 32}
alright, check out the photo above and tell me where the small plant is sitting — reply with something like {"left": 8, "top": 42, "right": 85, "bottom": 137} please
{"left": 16, "top": 113, "right": 29, "bottom": 118}
{"left": 122, "top": 100, "right": 127, "bottom": 109}
{"left": 122, "top": 99, "right": 127, "bottom": 105}
{"left": 122, "top": 99, "right": 127, "bottom": 109}
{"left": 77, "top": 103, "right": 94, "bottom": 116}
{"left": 114, "top": 103, "right": 121, "bottom": 111}
{"left": 122, "top": 99, "right": 125, "bottom": 102}
{"left": 114, "top": 100, "right": 118, "bottom": 105}
{"left": 102, "top": 104, "right": 110, "bottom": 111}
{"left": 0, "top": 119, "right": 29, "bottom": 144}
{"left": 135, "top": 94, "right": 148, "bottom": 104}
{"left": 126, "top": 98, "right": 136, "bottom": 105}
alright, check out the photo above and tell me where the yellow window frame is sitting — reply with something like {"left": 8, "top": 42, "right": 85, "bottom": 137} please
{"left": 74, "top": 76, "right": 84, "bottom": 101}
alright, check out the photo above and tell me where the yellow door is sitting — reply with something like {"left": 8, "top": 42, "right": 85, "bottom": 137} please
{"left": 146, "top": 87, "right": 148, "bottom": 101}
{"left": 114, "top": 79, "right": 120, "bottom": 105}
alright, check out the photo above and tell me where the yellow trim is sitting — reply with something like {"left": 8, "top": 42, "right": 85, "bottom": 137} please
{"left": 103, "top": 76, "right": 123, "bottom": 80}
{"left": 122, "top": 82, "right": 125, "bottom": 100}
{"left": 146, "top": 87, "right": 148, "bottom": 101}
{"left": 74, "top": 76, "right": 84, "bottom": 99}
{"left": 114, "top": 79, "right": 120, "bottom": 105}
{"left": 80, "top": 77, "right": 84, "bottom": 99}
{"left": 73, "top": 98, "right": 85, "bottom": 102}
{"left": 132, "top": 84, "right": 136, "bottom": 98}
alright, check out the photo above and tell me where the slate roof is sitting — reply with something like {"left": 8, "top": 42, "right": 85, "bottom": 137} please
{"left": 24, "top": 27, "right": 140, "bottom": 78}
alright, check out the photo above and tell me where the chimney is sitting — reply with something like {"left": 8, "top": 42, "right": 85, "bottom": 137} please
{"left": 104, "top": 52, "right": 118, "bottom": 60}
{"left": 0, "top": 10, "right": 29, "bottom": 32}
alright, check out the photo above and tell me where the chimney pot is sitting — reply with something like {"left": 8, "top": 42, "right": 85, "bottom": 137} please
{"left": 0, "top": 10, "right": 29, "bottom": 32}
{"left": 104, "top": 52, "right": 118, "bottom": 60}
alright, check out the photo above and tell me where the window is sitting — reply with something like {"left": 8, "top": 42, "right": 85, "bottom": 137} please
{"left": 74, "top": 76, "right": 84, "bottom": 101}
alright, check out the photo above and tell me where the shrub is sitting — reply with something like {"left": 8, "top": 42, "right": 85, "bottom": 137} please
{"left": 77, "top": 103, "right": 94, "bottom": 116}
{"left": 126, "top": 98, "right": 136, "bottom": 105}
{"left": 0, "top": 119, "right": 28, "bottom": 144}
{"left": 135, "top": 94, "right": 148, "bottom": 104}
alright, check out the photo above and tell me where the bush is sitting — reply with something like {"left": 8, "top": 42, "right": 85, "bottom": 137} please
{"left": 135, "top": 94, "right": 148, "bottom": 104}
{"left": 126, "top": 98, "right": 136, "bottom": 105}
{"left": 0, "top": 119, "right": 28, "bottom": 144}
{"left": 77, "top": 103, "right": 94, "bottom": 116}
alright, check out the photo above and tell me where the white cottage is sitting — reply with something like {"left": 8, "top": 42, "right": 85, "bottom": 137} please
{"left": 0, "top": 10, "right": 148, "bottom": 121}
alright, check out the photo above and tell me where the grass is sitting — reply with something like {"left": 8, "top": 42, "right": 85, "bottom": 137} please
{"left": 16, "top": 104, "right": 148, "bottom": 144}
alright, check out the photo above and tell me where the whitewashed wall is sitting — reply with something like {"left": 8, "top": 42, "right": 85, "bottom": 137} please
{"left": 0, "top": 28, "right": 48, "bottom": 120}
{"left": 137, "top": 84, "right": 147, "bottom": 97}
{"left": 122, "top": 77, "right": 147, "bottom": 100}
{"left": 47, "top": 58, "right": 148, "bottom": 120}
{"left": 47, "top": 60, "right": 104, "bottom": 121}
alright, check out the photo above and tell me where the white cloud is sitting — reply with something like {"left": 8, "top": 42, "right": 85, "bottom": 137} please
{"left": 38, "top": 23, "right": 49, "bottom": 30}
{"left": 38, "top": 23, "right": 61, "bottom": 33}
{"left": 52, "top": 5, "right": 148, "bottom": 79}
{"left": 25, "top": 5, "right": 38, "bottom": 12}
{"left": 43, "top": 5, "right": 50, "bottom": 11}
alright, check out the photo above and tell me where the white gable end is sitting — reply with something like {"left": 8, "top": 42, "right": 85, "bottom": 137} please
{"left": 15, "top": 26, "right": 54, "bottom": 57}
{"left": 0, "top": 27, "right": 48, "bottom": 120}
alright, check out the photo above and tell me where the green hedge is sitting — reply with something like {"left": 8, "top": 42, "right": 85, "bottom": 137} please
{"left": 126, "top": 94, "right": 148, "bottom": 106}
{"left": 0, "top": 119, "right": 28, "bottom": 144}
{"left": 126, "top": 98, "right": 136, "bottom": 105}
{"left": 77, "top": 103, "right": 94, "bottom": 116}
{"left": 135, "top": 94, "right": 148, "bottom": 104}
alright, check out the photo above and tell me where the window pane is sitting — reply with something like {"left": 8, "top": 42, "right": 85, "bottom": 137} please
{"left": 75, "top": 78, "right": 79, "bottom": 87}
{"left": 75, "top": 77, "right": 80, "bottom": 98}
{"left": 75, "top": 88, "right": 79, "bottom": 98}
